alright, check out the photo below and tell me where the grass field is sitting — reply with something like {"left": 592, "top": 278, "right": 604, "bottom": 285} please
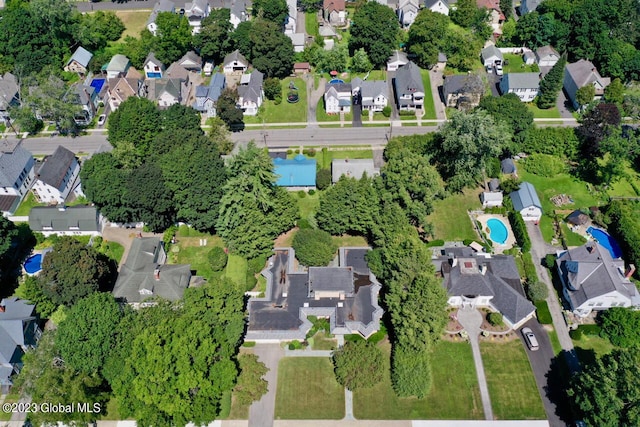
{"left": 481, "top": 341, "right": 546, "bottom": 420}
{"left": 353, "top": 341, "right": 483, "bottom": 419}
{"left": 243, "top": 77, "right": 307, "bottom": 124}
{"left": 419, "top": 69, "right": 437, "bottom": 120}
{"left": 331, "top": 234, "right": 368, "bottom": 247}
{"left": 114, "top": 10, "right": 151, "bottom": 41}
{"left": 225, "top": 254, "right": 248, "bottom": 286}
{"left": 99, "top": 241, "right": 125, "bottom": 264}
{"left": 527, "top": 103, "right": 561, "bottom": 118}
{"left": 315, "top": 148, "right": 374, "bottom": 170}
{"left": 547, "top": 328, "right": 563, "bottom": 356}
{"left": 427, "top": 188, "right": 481, "bottom": 241}
{"left": 561, "top": 222, "right": 587, "bottom": 246}
{"left": 503, "top": 53, "right": 540, "bottom": 74}
{"left": 309, "top": 331, "right": 337, "bottom": 350}
{"left": 172, "top": 229, "right": 226, "bottom": 280}
{"left": 275, "top": 358, "right": 345, "bottom": 419}
{"left": 14, "top": 192, "right": 44, "bottom": 216}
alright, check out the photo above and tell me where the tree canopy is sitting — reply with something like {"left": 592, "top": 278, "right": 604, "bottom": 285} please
{"left": 248, "top": 19, "right": 295, "bottom": 78}
{"left": 332, "top": 341, "right": 384, "bottom": 390}
{"left": 349, "top": 1, "right": 399, "bottom": 68}
{"left": 252, "top": 0, "right": 288, "bottom": 25}
{"left": 194, "top": 9, "right": 235, "bottom": 63}
{"left": 407, "top": 10, "right": 450, "bottom": 69}
{"left": 291, "top": 228, "right": 338, "bottom": 266}
{"left": 478, "top": 93, "right": 534, "bottom": 145}
{"left": 107, "top": 97, "right": 162, "bottom": 159}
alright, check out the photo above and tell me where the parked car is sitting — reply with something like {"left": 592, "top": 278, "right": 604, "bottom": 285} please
{"left": 97, "top": 114, "right": 106, "bottom": 126}
{"left": 495, "top": 64, "right": 504, "bottom": 76}
{"left": 522, "top": 327, "right": 539, "bottom": 351}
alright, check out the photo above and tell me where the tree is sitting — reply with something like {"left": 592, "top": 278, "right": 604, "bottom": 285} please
{"left": 451, "top": 0, "right": 490, "bottom": 37}
{"left": 575, "top": 84, "right": 596, "bottom": 108}
{"left": 207, "top": 117, "right": 235, "bottom": 154}
{"left": 500, "top": 0, "right": 512, "bottom": 19}
{"left": 38, "top": 237, "right": 114, "bottom": 307}
{"left": 513, "top": 11, "right": 540, "bottom": 48}
{"left": 80, "top": 152, "right": 133, "bottom": 223}
{"left": 252, "top": 0, "right": 288, "bottom": 25}
{"left": 599, "top": 307, "right": 640, "bottom": 347}
{"left": 232, "top": 21, "right": 254, "bottom": 59}
{"left": 568, "top": 348, "right": 640, "bottom": 427}
{"left": 14, "top": 276, "right": 57, "bottom": 319}
{"left": 391, "top": 344, "right": 433, "bottom": 398}
{"left": 233, "top": 354, "right": 269, "bottom": 406}
{"left": 436, "top": 110, "right": 512, "bottom": 192}
{"left": 10, "top": 106, "right": 43, "bottom": 135}
{"left": 478, "top": 93, "right": 534, "bottom": 145}
{"left": 217, "top": 88, "right": 244, "bottom": 130}
{"left": 604, "top": 78, "right": 624, "bottom": 104}
{"left": 316, "top": 45, "right": 349, "bottom": 73}
{"left": 537, "top": 56, "right": 566, "bottom": 109}
{"left": 26, "top": 75, "right": 82, "bottom": 135}
{"left": 407, "top": 10, "right": 450, "bottom": 69}
{"left": 194, "top": 9, "right": 234, "bottom": 63}
{"left": 316, "top": 168, "right": 332, "bottom": 190}
{"left": 292, "top": 228, "right": 338, "bottom": 266}
{"left": 153, "top": 12, "right": 193, "bottom": 64}
{"left": 349, "top": 2, "right": 399, "bottom": 68}
{"left": 578, "top": 103, "right": 622, "bottom": 157}
{"left": 107, "top": 97, "right": 162, "bottom": 158}
{"left": 440, "top": 26, "right": 483, "bottom": 72}
{"left": 76, "top": 11, "right": 125, "bottom": 51}
{"left": 332, "top": 341, "right": 384, "bottom": 390}
{"left": 161, "top": 103, "right": 202, "bottom": 132}
{"left": 249, "top": 19, "right": 295, "bottom": 78}
{"left": 125, "top": 163, "right": 175, "bottom": 232}
{"left": 56, "top": 293, "right": 123, "bottom": 375}
{"left": 264, "top": 77, "right": 282, "bottom": 101}
{"left": 525, "top": 280, "right": 549, "bottom": 301}
{"left": 350, "top": 48, "right": 373, "bottom": 73}
{"left": 208, "top": 247, "right": 228, "bottom": 271}
{"left": 0, "top": 216, "right": 17, "bottom": 262}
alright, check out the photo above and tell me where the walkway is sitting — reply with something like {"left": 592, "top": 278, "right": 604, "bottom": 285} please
{"left": 248, "top": 344, "right": 285, "bottom": 427}
{"left": 101, "top": 226, "right": 159, "bottom": 268}
{"left": 457, "top": 307, "right": 494, "bottom": 421}
{"left": 526, "top": 222, "right": 580, "bottom": 374}
{"left": 429, "top": 69, "right": 446, "bottom": 121}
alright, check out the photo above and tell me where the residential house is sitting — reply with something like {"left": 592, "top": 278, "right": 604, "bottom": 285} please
{"left": 394, "top": 61, "right": 424, "bottom": 110}
{"left": 433, "top": 246, "right": 536, "bottom": 329}
{"left": 323, "top": 0, "right": 346, "bottom": 25}
{"left": 107, "top": 68, "right": 143, "bottom": 111}
{"left": 499, "top": 72, "right": 540, "bottom": 102}
{"left": 147, "top": 0, "right": 176, "bottom": 36}
{"left": 564, "top": 59, "right": 611, "bottom": 109}
{"left": 0, "top": 140, "right": 35, "bottom": 216}
{"left": 245, "top": 247, "right": 383, "bottom": 341}
{"left": 144, "top": 53, "right": 165, "bottom": 79}
{"left": 331, "top": 159, "right": 380, "bottom": 183}
{"left": 229, "top": 0, "right": 248, "bottom": 28}
{"left": 273, "top": 155, "right": 317, "bottom": 188}
{"left": 520, "top": 0, "right": 541, "bottom": 14}
{"left": 105, "top": 54, "right": 131, "bottom": 79}
{"left": 424, "top": 0, "right": 449, "bottom": 15}
{"left": 29, "top": 206, "right": 104, "bottom": 236}
{"left": 287, "top": 33, "right": 306, "bottom": 53}
{"left": 324, "top": 82, "right": 352, "bottom": 114}
{"left": 351, "top": 78, "right": 388, "bottom": 112}
{"left": 481, "top": 191, "right": 503, "bottom": 208}
{"left": 32, "top": 146, "right": 79, "bottom": 204}
{"left": 294, "top": 62, "right": 311, "bottom": 74}
{"left": 64, "top": 47, "right": 93, "bottom": 77}
{"left": 501, "top": 158, "right": 517, "bottom": 175}
{"left": 556, "top": 243, "right": 640, "bottom": 317}
{"left": 0, "top": 72, "right": 19, "bottom": 122}
{"left": 398, "top": 0, "right": 419, "bottom": 28}
{"left": 177, "top": 51, "right": 203, "bottom": 72}
{"left": 223, "top": 50, "right": 248, "bottom": 74}
{"left": 237, "top": 70, "right": 264, "bottom": 116}
{"left": 285, "top": 0, "right": 297, "bottom": 34}
{"left": 535, "top": 45, "right": 560, "bottom": 67}
{"left": 145, "top": 78, "right": 184, "bottom": 108}
{"left": 112, "top": 237, "right": 192, "bottom": 307}
{"left": 165, "top": 62, "right": 190, "bottom": 82}
{"left": 476, "top": 0, "right": 505, "bottom": 36}
{"left": 442, "top": 74, "right": 484, "bottom": 110}
{"left": 68, "top": 83, "right": 98, "bottom": 125}
{"left": 185, "top": 0, "right": 211, "bottom": 34}
{"left": 387, "top": 50, "right": 409, "bottom": 71}
{"left": 0, "top": 297, "right": 41, "bottom": 394}
{"left": 193, "top": 72, "right": 226, "bottom": 117}
{"left": 510, "top": 181, "right": 542, "bottom": 222}
{"left": 481, "top": 45, "right": 503, "bottom": 69}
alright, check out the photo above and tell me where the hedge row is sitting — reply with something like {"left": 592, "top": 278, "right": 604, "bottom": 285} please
{"left": 508, "top": 209, "right": 531, "bottom": 252}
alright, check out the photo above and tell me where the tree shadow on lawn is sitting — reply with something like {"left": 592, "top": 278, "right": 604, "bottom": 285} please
{"left": 545, "top": 350, "right": 585, "bottom": 424}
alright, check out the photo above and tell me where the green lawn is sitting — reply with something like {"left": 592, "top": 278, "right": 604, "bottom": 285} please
{"left": 316, "top": 148, "right": 374, "bottom": 170}
{"left": 275, "top": 357, "right": 345, "bottom": 419}
{"left": 547, "top": 328, "right": 563, "bottom": 356}
{"left": 331, "top": 234, "right": 368, "bottom": 247}
{"left": 316, "top": 98, "right": 353, "bottom": 122}
{"left": 243, "top": 77, "right": 307, "bottom": 124}
{"left": 14, "top": 192, "right": 45, "bottom": 216}
{"left": 605, "top": 160, "right": 640, "bottom": 197}
{"left": 353, "top": 341, "right": 483, "bottom": 419}
{"left": 113, "top": 10, "right": 151, "bottom": 41}
{"left": 224, "top": 254, "right": 248, "bottom": 287}
{"left": 426, "top": 188, "right": 481, "bottom": 241}
{"left": 309, "top": 331, "right": 337, "bottom": 350}
{"left": 561, "top": 222, "right": 587, "bottom": 246}
{"left": 0, "top": 392, "right": 20, "bottom": 421}
{"left": 539, "top": 215, "right": 555, "bottom": 243}
{"left": 526, "top": 103, "right": 561, "bottom": 118}
{"left": 305, "top": 11, "right": 319, "bottom": 38}
{"left": 296, "top": 191, "right": 320, "bottom": 221}
{"left": 503, "top": 53, "right": 540, "bottom": 74}
{"left": 419, "top": 69, "right": 437, "bottom": 120}
{"left": 481, "top": 341, "right": 546, "bottom": 420}
{"left": 172, "top": 229, "right": 226, "bottom": 281}
{"left": 572, "top": 333, "right": 615, "bottom": 360}
{"left": 98, "top": 241, "right": 125, "bottom": 264}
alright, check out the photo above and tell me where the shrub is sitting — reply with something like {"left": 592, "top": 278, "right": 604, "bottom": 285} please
{"left": 501, "top": 178, "right": 521, "bottom": 194}
{"left": 242, "top": 341, "right": 257, "bottom": 347}
{"left": 264, "top": 77, "right": 282, "bottom": 101}
{"left": 316, "top": 168, "right": 332, "bottom": 190}
{"left": 487, "top": 312, "right": 503, "bottom": 326}
{"left": 308, "top": 189, "right": 316, "bottom": 195}
{"left": 580, "top": 324, "right": 602, "bottom": 336}
{"left": 544, "top": 254, "right": 556, "bottom": 269}
{"left": 208, "top": 246, "right": 228, "bottom": 271}
{"left": 425, "top": 239, "right": 445, "bottom": 247}
{"left": 382, "top": 106, "right": 392, "bottom": 117}
{"left": 508, "top": 209, "right": 531, "bottom": 252}
{"left": 245, "top": 271, "right": 257, "bottom": 291}
{"left": 599, "top": 307, "right": 640, "bottom": 347}
{"left": 522, "top": 153, "right": 567, "bottom": 177}
{"left": 332, "top": 341, "right": 384, "bottom": 390}
{"left": 292, "top": 228, "right": 337, "bottom": 266}
{"left": 535, "top": 300, "right": 553, "bottom": 324}
{"left": 163, "top": 225, "right": 177, "bottom": 247}
{"left": 526, "top": 280, "right": 548, "bottom": 301}
{"left": 298, "top": 190, "right": 307, "bottom": 198}
{"left": 247, "top": 255, "right": 268, "bottom": 274}
{"left": 569, "top": 328, "right": 583, "bottom": 340}
{"left": 522, "top": 253, "right": 538, "bottom": 281}
{"left": 286, "top": 149, "right": 292, "bottom": 155}
{"left": 288, "top": 340, "right": 303, "bottom": 350}
{"left": 274, "top": 96, "right": 282, "bottom": 105}
{"left": 297, "top": 218, "right": 312, "bottom": 229}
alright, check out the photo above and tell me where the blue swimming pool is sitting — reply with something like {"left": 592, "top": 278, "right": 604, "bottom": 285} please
{"left": 24, "top": 254, "right": 42, "bottom": 274}
{"left": 487, "top": 218, "right": 509, "bottom": 244}
{"left": 587, "top": 226, "right": 623, "bottom": 259}
{"left": 90, "top": 78, "right": 106, "bottom": 93}
{"left": 329, "top": 79, "right": 345, "bottom": 84}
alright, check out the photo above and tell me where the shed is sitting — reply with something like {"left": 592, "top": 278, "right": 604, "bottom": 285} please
{"left": 567, "top": 210, "right": 589, "bottom": 226}
{"left": 481, "top": 191, "right": 503, "bottom": 208}
{"left": 294, "top": 62, "right": 311, "bottom": 73}
{"left": 510, "top": 181, "right": 542, "bottom": 222}
{"left": 501, "top": 158, "right": 517, "bottom": 174}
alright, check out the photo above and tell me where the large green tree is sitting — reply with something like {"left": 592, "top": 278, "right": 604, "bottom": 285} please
{"left": 153, "top": 12, "right": 193, "bottom": 64}
{"left": 76, "top": 10, "right": 125, "bottom": 52}
{"left": 233, "top": 354, "right": 269, "bottom": 406}
{"left": 537, "top": 56, "right": 566, "bottom": 109}
{"left": 80, "top": 152, "right": 133, "bottom": 223}
{"left": 252, "top": 0, "right": 288, "bottom": 25}
{"left": 349, "top": 1, "right": 399, "bottom": 68}
{"left": 407, "top": 10, "right": 450, "bottom": 69}
{"left": 27, "top": 75, "right": 82, "bottom": 135}
{"left": 332, "top": 341, "right": 384, "bottom": 390}
{"left": 125, "top": 163, "right": 175, "bottom": 232}
{"left": 107, "top": 97, "right": 162, "bottom": 158}
{"left": 292, "top": 228, "right": 338, "bottom": 266}
{"left": 194, "top": 9, "right": 235, "bottom": 63}
{"left": 478, "top": 93, "right": 534, "bottom": 145}
{"left": 599, "top": 307, "right": 640, "bottom": 347}
{"left": 249, "top": 19, "right": 295, "bottom": 78}
{"left": 0, "top": 216, "right": 17, "bottom": 262}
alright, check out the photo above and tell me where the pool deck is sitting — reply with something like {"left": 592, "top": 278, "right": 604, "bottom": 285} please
{"left": 476, "top": 214, "right": 516, "bottom": 253}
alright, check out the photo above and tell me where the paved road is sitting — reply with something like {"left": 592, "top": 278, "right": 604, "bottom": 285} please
{"left": 19, "top": 134, "right": 112, "bottom": 155}
{"left": 248, "top": 344, "right": 284, "bottom": 427}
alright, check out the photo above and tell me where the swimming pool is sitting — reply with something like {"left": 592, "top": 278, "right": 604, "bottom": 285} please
{"left": 329, "top": 79, "right": 345, "bottom": 84}
{"left": 24, "top": 254, "right": 43, "bottom": 275}
{"left": 90, "top": 78, "right": 106, "bottom": 93}
{"left": 487, "top": 218, "right": 509, "bottom": 244}
{"left": 587, "top": 227, "right": 623, "bottom": 259}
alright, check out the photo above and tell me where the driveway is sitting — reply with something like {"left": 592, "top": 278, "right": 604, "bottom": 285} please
{"left": 307, "top": 76, "right": 326, "bottom": 127}
{"left": 248, "top": 344, "right": 285, "bottom": 427}
{"left": 487, "top": 71, "right": 501, "bottom": 97}
{"left": 352, "top": 101, "right": 363, "bottom": 127}
{"left": 429, "top": 69, "right": 446, "bottom": 121}
{"left": 556, "top": 90, "right": 575, "bottom": 119}
{"left": 101, "top": 226, "right": 158, "bottom": 268}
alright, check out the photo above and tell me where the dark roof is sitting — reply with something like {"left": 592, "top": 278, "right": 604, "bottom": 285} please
{"left": 0, "top": 195, "right": 18, "bottom": 213}
{"left": 488, "top": 178, "right": 500, "bottom": 192}
{"left": 29, "top": 206, "right": 100, "bottom": 233}
{"left": 0, "top": 140, "right": 34, "bottom": 188}
{"left": 223, "top": 50, "right": 248, "bottom": 67}
{"left": 36, "top": 145, "right": 76, "bottom": 190}
{"left": 443, "top": 74, "right": 483, "bottom": 99}
{"left": 237, "top": 70, "right": 264, "bottom": 103}
{"left": 0, "top": 297, "right": 37, "bottom": 366}
{"left": 567, "top": 210, "right": 589, "bottom": 226}
{"left": 394, "top": 61, "right": 424, "bottom": 98}
{"left": 501, "top": 158, "right": 516, "bottom": 174}
{"left": 309, "top": 267, "right": 354, "bottom": 294}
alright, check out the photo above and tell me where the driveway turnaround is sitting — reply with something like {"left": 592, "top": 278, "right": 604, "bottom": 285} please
{"left": 248, "top": 344, "right": 285, "bottom": 427}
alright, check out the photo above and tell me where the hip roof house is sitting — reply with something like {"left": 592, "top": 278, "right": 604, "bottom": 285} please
{"left": 510, "top": 181, "right": 542, "bottom": 222}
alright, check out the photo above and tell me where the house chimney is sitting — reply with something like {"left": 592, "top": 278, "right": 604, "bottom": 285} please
{"left": 625, "top": 264, "right": 636, "bottom": 279}
{"left": 154, "top": 266, "right": 160, "bottom": 280}
{"left": 480, "top": 264, "right": 487, "bottom": 275}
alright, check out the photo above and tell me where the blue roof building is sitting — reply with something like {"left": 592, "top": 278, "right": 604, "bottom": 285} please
{"left": 273, "top": 155, "right": 316, "bottom": 187}
{"left": 510, "top": 181, "right": 542, "bottom": 222}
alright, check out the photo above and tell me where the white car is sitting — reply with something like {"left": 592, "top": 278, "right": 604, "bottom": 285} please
{"left": 522, "top": 327, "right": 539, "bottom": 351}
{"left": 97, "top": 114, "right": 106, "bottom": 126}
{"left": 495, "top": 64, "right": 504, "bottom": 76}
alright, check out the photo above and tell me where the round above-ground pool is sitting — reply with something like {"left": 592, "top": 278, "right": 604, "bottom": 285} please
{"left": 487, "top": 218, "right": 509, "bottom": 244}
{"left": 24, "top": 254, "right": 43, "bottom": 275}
{"left": 587, "top": 226, "right": 623, "bottom": 258}
{"left": 329, "top": 79, "right": 345, "bottom": 84}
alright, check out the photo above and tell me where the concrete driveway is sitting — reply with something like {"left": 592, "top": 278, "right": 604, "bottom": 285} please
{"left": 248, "top": 344, "right": 285, "bottom": 427}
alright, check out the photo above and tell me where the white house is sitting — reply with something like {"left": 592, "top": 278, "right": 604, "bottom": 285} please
{"left": 237, "top": 70, "right": 264, "bottom": 116}
{"left": 564, "top": 59, "right": 611, "bottom": 109}
{"left": 185, "top": 0, "right": 210, "bottom": 34}
{"left": 481, "top": 45, "right": 503, "bottom": 69}
{"left": 509, "top": 181, "right": 542, "bottom": 222}
{"left": 352, "top": 78, "right": 388, "bottom": 112}
{"left": 499, "top": 72, "right": 540, "bottom": 102}
{"left": 324, "top": 82, "right": 352, "bottom": 114}
{"left": 29, "top": 205, "right": 104, "bottom": 236}
{"left": 229, "top": 0, "right": 248, "bottom": 28}
{"left": 145, "top": 78, "right": 184, "bottom": 108}
{"left": 556, "top": 243, "right": 640, "bottom": 317}
{"left": 32, "top": 146, "right": 80, "bottom": 204}
{"left": 147, "top": 0, "right": 176, "bottom": 36}
{"left": 424, "top": 0, "right": 449, "bottom": 15}
{"left": 481, "top": 192, "right": 503, "bottom": 208}
{"left": 323, "top": 0, "right": 346, "bottom": 25}
{"left": 223, "top": 50, "right": 248, "bottom": 74}
{"left": 143, "top": 53, "right": 165, "bottom": 79}
{"left": 64, "top": 46, "right": 93, "bottom": 76}
{"left": 0, "top": 140, "right": 35, "bottom": 216}
{"left": 397, "top": 0, "right": 419, "bottom": 28}
{"left": 535, "top": 45, "right": 560, "bottom": 67}
{"left": 287, "top": 33, "right": 306, "bottom": 53}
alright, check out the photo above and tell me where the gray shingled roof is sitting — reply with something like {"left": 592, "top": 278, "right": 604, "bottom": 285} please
{"left": 394, "top": 61, "right": 424, "bottom": 94}
{"left": 144, "top": 52, "right": 165, "bottom": 72}
{"left": 424, "top": 0, "right": 448, "bottom": 8}
{"left": 0, "top": 297, "right": 37, "bottom": 366}
{"left": 0, "top": 140, "right": 34, "bottom": 188}
{"left": 178, "top": 51, "right": 202, "bottom": 71}
{"left": 106, "top": 54, "right": 131, "bottom": 73}
{"left": 36, "top": 145, "right": 76, "bottom": 190}
{"left": 223, "top": 50, "right": 248, "bottom": 67}
{"left": 443, "top": 74, "right": 483, "bottom": 98}
{"left": 237, "top": 70, "right": 263, "bottom": 103}
{"left": 565, "top": 59, "right": 611, "bottom": 88}
{"left": 510, "top": 181, "right": 542, "bottom": 212}
{"left": 481, "top": 45, "right": 503, "bottom": 62}
{"left": 535, "top": 45, "right": 559, "bottom": 61}
{"left": 309, "top": 267, "right": 354, "bottom": 293}
{"left": 388, "top": 50, "right": 408, "bottom": 65}
{"left": 501, "top": 72, "right": 540, "bottom": 91}
{"left": 0, "top": 73, "right": 19, "bottom": 111}
{"left": 66, "top": 46, "right": 93, "bottom": 69}
{"left": 29, "top": 206, "right": 100, "bottom": 233}
{"left": 331, "top": 159, "right": 379, "bottom": 182}
{"left": 147, "top": 0, "right": 176, "bottom": 26}
{"left": 501, "top": 158, "right": 516, "bottom": 174}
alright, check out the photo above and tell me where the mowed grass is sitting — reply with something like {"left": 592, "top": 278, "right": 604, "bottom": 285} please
{"left": 289, "top": 148, "right": 374, "bottom": 170}
{"left": 14, "top": 192, "right": 45, "bottom": 216}
{"left": 353, "top": 341, "right": 483, "bottom": 419}
{"left": 572, "top": 333, "right": 615, "bottom": 359}
{"left": 419, "top": 69, "right": 437, "bottom": 120}
{"left": 243, "top": 77, "right": 307, "bottom": 124}
{"left": 427, "top": 188, "right": 481, "bottom": 241}
{"left": 296, "top": 191, "right": 320, "bottom": 220}
{"left": 527, "top": 103, "right": 561, "bottom": 118}
{"left": 503, "top": 53, "right": 540, "bottom": 74}
{"left": 275, "top": 357, "right": 345, "bottom": 419}
{"left": 331, "top": 234, "right": 368, "bottom": 247}
{"left": 305, "top": 11, "right": 319, "bottom": 37}
{"left": 225, "top": 254, "right": 247, "bottom": 286}
{"left": 113, "top": 10, "right": 152, "bottom": 41}
{"left": 481, "top": 341, "right": 546, "bottom": 420}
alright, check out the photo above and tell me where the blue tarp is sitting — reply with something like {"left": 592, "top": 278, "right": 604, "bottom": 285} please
{"left": 273, "top": 155, "right": 317, "bottom": 187}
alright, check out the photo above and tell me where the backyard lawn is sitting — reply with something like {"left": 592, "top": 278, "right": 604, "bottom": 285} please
{"left": 571, "top": 331, "right": 615, "bottom": 360}
{"left": 243, "top": 77, "right": 307, "bottom": 124}
{"left": 526, "top": 103, "right": 561, "bottom": 119}
{"left": 419, "top": 69, "right": 437, "bottom": 120}
{"left": 305, "top": 11, "right": 319, "bottom": 38}
{"left": 296, "top": 191, "right": 320, "bottom": 221}
{"left": 353, "top": 341, "right": 483, "bottom": 419}
{"left": 114, "top": 10, "right": 152, "bottom": 41}
{"left": 275, "top": 357, "right": 344, "bottom": 419}
{"left": 480, "top": 341, "right": 546, "bottom": 420}
{"left": 426, "top": 188, "right": 481, "bottom": 241}
{"left": 503, "top": 53, "right": 540, "bottom": 74}
{"left": 14, "top": 192, "right": 44, "bottom": 216}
